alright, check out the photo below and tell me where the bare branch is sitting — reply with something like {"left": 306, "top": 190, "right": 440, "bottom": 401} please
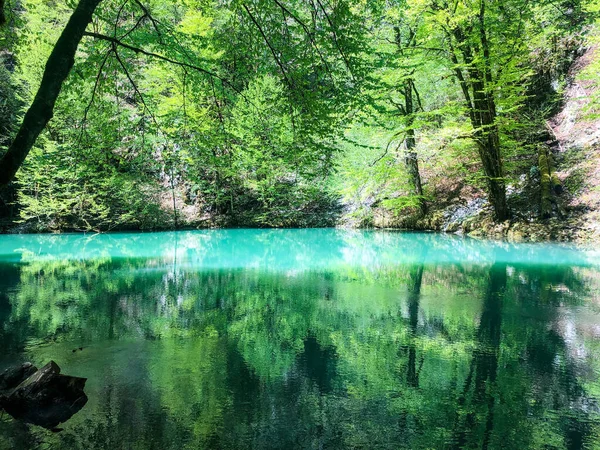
{"left": 370, "top": 131, "right": 405, "bottom": 167}
{"left": 269, "top": 0, "right": 335, "bottom": 85}
{"left": 132, "top": 0, "right": 163, "bottom": 43}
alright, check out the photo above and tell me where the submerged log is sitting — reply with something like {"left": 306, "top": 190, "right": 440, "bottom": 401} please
{"left": 0, "top": 361, "right": 88, "bottom": 430}
{"left": 0, "top": 362, "right": 37, "bottom": 392}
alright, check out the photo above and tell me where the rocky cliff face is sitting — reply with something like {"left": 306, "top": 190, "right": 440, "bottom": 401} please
{"left": 548, "top": 43, "right": 600, "bottom": 243}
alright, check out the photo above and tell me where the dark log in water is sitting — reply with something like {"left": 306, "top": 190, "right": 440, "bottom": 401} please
{"left": 0, "top": 362, "right": 37, "bottom": 391}
{"left": 0, "top": 361, "right": 88, "bottom": 430}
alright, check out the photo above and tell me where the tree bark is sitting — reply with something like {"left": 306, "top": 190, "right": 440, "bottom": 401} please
{"left": 0, "top": 0, "right": 103, "bottom": 186}
{"left": 404, "top": 124, "right": 426, "bottom": 215}
{"left": 394, "top": 26, "right": 427, "bottom": 216}
{"left": 539, "top": 145, "right": 553, "bottom": 219}
{"left": 447, "top": 7, "right": 509, "bottom": 222}
{"left": 462, "top": 73, "right": 508, "bottom": 221}
{"left": 403, "top": 80, "right": 426, "bottom": 213}
{"left": 475, "top": 114, "right": 508, "bottom": 222}
{"left": 538, "top": 144, "right": 562, "bottom": 219}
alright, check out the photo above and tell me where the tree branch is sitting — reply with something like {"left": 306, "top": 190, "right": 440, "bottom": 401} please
{"left": 83, "top": 31, "right": 244, "bottom": 97}
{"left": 112, "top": 43, "right": 161, "bottom": 129}
{"left": 242, "top": 3, "right": 295, "bottom": 92}
{"left": 313, "top": 0, "right": 354, "bottom": 78}
{"left": 132, "top": 0, "right": 163, "bottom": 43}
{"left": 78, "top": 46, "right": 112, "bottom": 144}
{"left": 269, "top": 0, "right": 335, "bottom": 85}
{"left": 0, "top": 0, "right": 104, "bottom": 186}
{"left": 0, "top": 0, "right": 6, "bottom": 26}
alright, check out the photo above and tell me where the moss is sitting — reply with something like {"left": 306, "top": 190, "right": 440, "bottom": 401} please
{"left": 538, "top": 145, "right": 555, "bottom": 218}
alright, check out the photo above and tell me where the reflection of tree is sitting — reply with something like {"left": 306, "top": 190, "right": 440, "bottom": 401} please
{"left": 298, "top": 336, "right": 337, "bottom": 394}
{"left": 509, "top": 265, "right": 594, "bottom": 450}
{"left": 448, "top": 263, "right": 597, "bottom": 450}
{"left": 451, "top": 264, "right": 506, "bottom": 450}
{"left": 406, "top": 264, "right": 424, "bottom": 388}
{"left": 148, "top": 337, "right": 230, "bottom": 447}
{"left": 1, "top": 251, "right": 600, "bottom": 448}
{"left": 0, "top": 262, "right": 25, "bottom": 353}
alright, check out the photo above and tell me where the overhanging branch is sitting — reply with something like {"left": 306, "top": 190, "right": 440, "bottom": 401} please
{"left": 83, "top": 31, "right": 244, "bottom": 97}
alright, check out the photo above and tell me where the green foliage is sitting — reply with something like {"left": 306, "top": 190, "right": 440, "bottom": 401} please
{"left": 16, "top": 141, "right": 169, "bottom": 231}
{"left": 0, "top": 63, "right": 22, "bottom": 151}
{"left": 0, "top": 0, "right": 594, "bottom": 229}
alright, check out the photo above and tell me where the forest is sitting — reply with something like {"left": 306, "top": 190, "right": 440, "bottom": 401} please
{"left": 0, "top": 0, "right": 599, "bottom": 238}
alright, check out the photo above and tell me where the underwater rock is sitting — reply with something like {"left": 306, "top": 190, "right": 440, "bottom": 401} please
{"left": 0, "top": 362, "right": 38, "bottom": 392}
{"left": 0, "top": 361, "right": 88, "bottom": 430}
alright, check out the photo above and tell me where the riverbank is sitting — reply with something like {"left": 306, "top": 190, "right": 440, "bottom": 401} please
{"left": 2, "top": 44, "right": 599, "bottom": 243}
{"left": 341, "top": 42, "right": 600, "bottom": 244}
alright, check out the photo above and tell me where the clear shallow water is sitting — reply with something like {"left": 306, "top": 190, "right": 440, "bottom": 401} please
{"left": 0, "top": 229, "right": 599, "bottom": 449}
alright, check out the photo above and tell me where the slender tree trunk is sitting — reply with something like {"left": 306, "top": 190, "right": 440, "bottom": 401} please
{"left": 539, "top": 145, "right": 553, "bottom": 219}
{"left": 474, "top": 111, "right": 508, "bottom": 222}
{"left": 170, "top": 166, "right": 178, "bottom": 229}
{"left": 404, "top": 123, "right": 426, "bottom": 215}
{"left": 448, "top": 9, "right": 509, "bottom": 222}
{"left": 394, "top": 26, "right": 426, "bottom": 216}
{"left": 0, "top": 0, "right": 103, "bottom": 186}
{"left": 469, "top": 70, "right": 508, "bottom": 221}
{"left": 403, "top": 80, "right": 424, "bottom": 204}
{"left": 461, "top": 81, "right": 508, "bottom": 221}
{"left": 474, "top": 0, "right": 508, "bottom": 221}
{"left": 538, "top": 144, "right": 562, "bottom": 218}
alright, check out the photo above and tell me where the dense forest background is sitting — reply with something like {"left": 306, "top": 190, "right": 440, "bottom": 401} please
{"left": 0, "top": 0, "right": 599, "bottom": 238}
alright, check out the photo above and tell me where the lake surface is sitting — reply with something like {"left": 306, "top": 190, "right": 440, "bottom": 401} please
{"left": 1, "top": 229, "right": 600, "bottom": 449}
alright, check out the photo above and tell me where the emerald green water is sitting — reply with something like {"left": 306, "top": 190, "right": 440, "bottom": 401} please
{"left": 1, "top": 229, "right": 600, "bottom": 449}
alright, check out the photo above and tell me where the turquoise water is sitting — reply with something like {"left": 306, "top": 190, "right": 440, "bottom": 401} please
{"left": 0, "top": 229, "right": 600, "bottom": 449}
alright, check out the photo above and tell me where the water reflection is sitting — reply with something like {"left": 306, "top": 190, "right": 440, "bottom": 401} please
{"left": 0, "top": 230, "right": 599, "bottom": 449}
{"left": 0, "top": 229, "right": 598, "bottom": 268}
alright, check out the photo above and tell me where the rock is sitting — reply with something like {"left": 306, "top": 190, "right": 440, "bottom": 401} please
{"left": 0, "top": 361, "right": 88, "bottom": 430}
{"left": 442, "top": 198, "right": 489, "bottom": 233}
{"left": 445, "top": 221, "right": 460, "bottom": 233}
{"left": 0, "top": 363, "right": 38, "bottom": 392}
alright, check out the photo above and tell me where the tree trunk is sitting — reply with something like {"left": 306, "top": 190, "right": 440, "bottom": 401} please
{"left": 394, "top": 25, "right": 426, "bottom": 217}
{"left": 467, "top": 57, "right": 508, "bottom": 222}
{"left": 401, "top": 77, "right": 426, "bottom": 216}
{"left": 476, "top": 118, "right": 508, "bottom": 222}
{"left": 538, "top": 144, "right": 562, "bottom": 219}
{"left": 448, "top": 7, "right": 509, "bottom": 222}
{"left": 404, "top": 126, "right": 426, "bottom": 216}
{"left": 0, "top": 0, "right": 103, "bottom": 186}
{"left": 539, "top": 145, "right": 553, "bottom": 219}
